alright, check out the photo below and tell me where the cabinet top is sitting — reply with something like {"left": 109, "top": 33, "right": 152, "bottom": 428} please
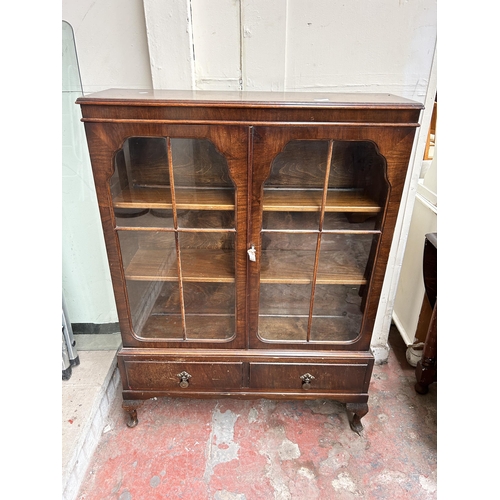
{"left": 76, "top": 88, "right": 423, "bottom": 109}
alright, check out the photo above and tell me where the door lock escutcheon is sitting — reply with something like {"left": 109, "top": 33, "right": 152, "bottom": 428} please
{"left": 247, "top": 245, "right": 256, "bottom": 262}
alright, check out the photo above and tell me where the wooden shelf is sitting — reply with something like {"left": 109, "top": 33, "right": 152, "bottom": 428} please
{"left": 113, "top": 187, "right": 379, "bottom": 215}
{"left": 139, "top": 314, "right": 235, "bottom": 340}
{"left": 151, "top": 281, "right": 235, "bottom": 315}
{"left": 259, "top": 282, "right": 363, "bottom": 316}
{"left": 258, "top": 316, "right": 358, "bottom": 342}
{"left": 260, "top": 249, "right": 367, "bottom": 285}
{"left": 114, "top": 187, "right": 234, "bottom": 211}
{"left": 125, "top": 248, "right": 235, "bottom": 282}
{"left": 125, "top": 248, "right": 364, "bottom": 285}
{"left": 263, "top": 189, "right": 381, "bottom": 213}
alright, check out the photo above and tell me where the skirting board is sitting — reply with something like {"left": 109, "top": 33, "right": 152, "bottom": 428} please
{"left": 72, "top": 322, "right": 120, "bottom": 335}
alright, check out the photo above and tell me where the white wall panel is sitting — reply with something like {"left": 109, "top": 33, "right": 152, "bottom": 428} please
{"left": 241, "top": 0, "right": 287, "bottom": 90}
{"left": 284, "top": 0, "right": 436, "bottom": 99}
{"left": 143, "top": 0, "right": 195, "bottom": 89}
{"left": 191, "top": 0, "right": 242, "bottom": 89}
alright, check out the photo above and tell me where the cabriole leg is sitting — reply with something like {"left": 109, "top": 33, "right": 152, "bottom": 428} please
{"left": 122, "top": 400, "right": 143, "bottom": 428}
{"left": 346, "top": 402, "right": 369, "bottom": 433}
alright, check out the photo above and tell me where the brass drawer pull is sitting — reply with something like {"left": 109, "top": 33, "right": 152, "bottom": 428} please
{"left": 300, "top": 373, "right": 315, "bottom": 390}
{"left": 177, "top": 371, "right": 192, "bottom": 388}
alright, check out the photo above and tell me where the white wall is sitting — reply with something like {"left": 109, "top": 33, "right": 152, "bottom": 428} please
{"left": 63, "top": 0, "right": 437, "bottom": 99}
{"left": 145, "top": 0, "right": 436, "bottom": 100}
{"left": 393, "top": 144, "right": 438, "bottom": 345}
{"left": 62, "top": 0, "right": 437, "bottom": 344}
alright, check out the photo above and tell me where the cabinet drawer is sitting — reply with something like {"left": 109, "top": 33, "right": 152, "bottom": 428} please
{"left": 249, "top": 362, "right": 371, "bottom": 393}
{"left": 123, "top": 360, "right": 243, "bottom": 391}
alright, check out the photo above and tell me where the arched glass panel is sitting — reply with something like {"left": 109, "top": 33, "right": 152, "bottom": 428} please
{"left": 258, "top": 140, "right": 387, "bottom": 343}
{"left": 111, "top": 137, "right": 236, "bottom": 341}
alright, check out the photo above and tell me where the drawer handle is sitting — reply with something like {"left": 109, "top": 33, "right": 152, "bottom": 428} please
{"left": 300, "top": 373, "right": 315, "bottom": 390}
{"left": 177, "top": 371, "right": 192, "bottom": 388}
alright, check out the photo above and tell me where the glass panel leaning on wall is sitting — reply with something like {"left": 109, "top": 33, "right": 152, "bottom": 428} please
{"left": 111, "top": 137, "right": 236, "bottom": 341}
{"left": 258, "top": 139, "right": 387, "bottom": 344}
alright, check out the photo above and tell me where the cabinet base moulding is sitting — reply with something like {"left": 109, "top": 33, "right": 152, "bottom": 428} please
{"left": 118, "top": 349, "right": 374, "bottom": 430}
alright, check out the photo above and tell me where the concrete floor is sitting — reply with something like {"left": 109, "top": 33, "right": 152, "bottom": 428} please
{"left": 67, "top": 326, "right": 437, "bottom": 499}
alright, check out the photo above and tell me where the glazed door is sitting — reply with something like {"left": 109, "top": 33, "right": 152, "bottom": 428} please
{"left": 96, "top": 125, "right": 248, "bottom": 348}
{"left": 248, "top": 127, "right": 390, "bottom": 350}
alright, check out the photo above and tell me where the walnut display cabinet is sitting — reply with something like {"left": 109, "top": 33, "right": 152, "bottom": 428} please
{"left": 77, "top": 89, "right": 422, "bottom": 432}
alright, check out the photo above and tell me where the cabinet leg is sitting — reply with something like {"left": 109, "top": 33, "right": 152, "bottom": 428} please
{"left": 122, "top": 400, "right": 143, "bottom": 428}
{"left": 414, "top": 358, "right": 436, "bottom": 395}
{"left": 346, "top": 403, "right": 368, "bottom": 433}
{"left": 414, "top": 381, "right": 428, "bottom": 395}
{"left": 414, "top": 302, "right": 437, "bottom": 395}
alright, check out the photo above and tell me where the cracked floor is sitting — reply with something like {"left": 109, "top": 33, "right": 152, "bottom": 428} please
{"left": 76, "top": 327, "right": 437, "bottom": 499}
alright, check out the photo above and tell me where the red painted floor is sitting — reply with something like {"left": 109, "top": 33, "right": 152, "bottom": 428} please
{"left": 77, "top": 328, "right": 437, "bottom": 499}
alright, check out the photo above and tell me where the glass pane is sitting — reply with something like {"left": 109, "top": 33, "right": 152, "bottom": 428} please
{"left": 118, "top": 231, "right": 178, "bottom": 280}
{"left": 258, "top": 232, "right": 316, "bottom": 341}
{"left": 265, "top": 140, "right": 328, "bottom": 189}
{"left": 316, "top": 233, "right": 375, "bottom": 284}
{"left": 262, "top": 140, "right": 327, "bottom": 229}
{"left": 259, "top": 283, "right": 312, "bottom": 342}
{"left": 177, "top": 210, "right": 234, "bottom": 229}
{"left": 123, "top": 137, "right": 170, "bottom": 187}
{"left": 263, "top": 211, "right": 319, "bottom": 231}
{"left": 324, "top": 141, "right": 387, "bottom": 231}
{"left": 136, "top": 282, "right": 184, "bottom": 339}
{"left": 322, "top": 212, "right": 378, "bottom": 231}
{"left": 310, "top": 285, "right": 363, "bottom": 342}
{"left": 170, "top": 138, "right": 235, "bottom": 230}
{"left": 178, "top": 232, "right": 235, "bottom": 284}
{"left": 117, "top": 230, "right": 182, "bottom": 339}
{"left": 183, "top": 282, "right": 235, "bottom": 340}
{"left": 170, "top": 138, "right": 233, "bottom": 188}
{"left": 111, "top": 137, "right": 173, "bottom": 229}
{"left": 260, "top": 232, "right": 317, "bottom": 284}
{"left": 115, "top": 209, "right": 174, "bottom": 229}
